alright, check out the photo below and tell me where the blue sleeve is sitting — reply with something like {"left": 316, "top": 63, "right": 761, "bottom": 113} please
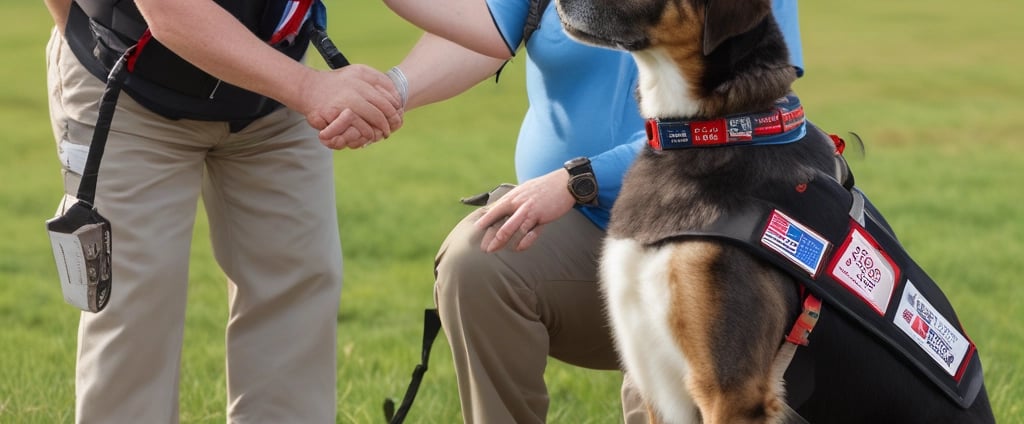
{"left": 485, "top": 0, "right": 528, "bottom": 55}
{"left": 773, "top": 0, "right": 804, "bottom": 76}
{"left": 590, "top": 133, "right": 645, "bottom": 209}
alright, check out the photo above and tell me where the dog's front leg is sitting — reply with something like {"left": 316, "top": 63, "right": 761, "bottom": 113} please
{"left": 677, "top": 244, "right": 798, "bottom": 424}
{"left": 602, "top": 239, "right": 703, "bottom": 424}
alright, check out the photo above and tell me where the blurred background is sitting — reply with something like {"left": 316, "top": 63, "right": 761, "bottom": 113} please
{"left": 1, "top": 1, "right": 1021, "bottom": 422}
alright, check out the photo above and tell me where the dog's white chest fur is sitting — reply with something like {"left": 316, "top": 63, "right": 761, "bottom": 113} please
{"left": 602, "top": 237, "right": 702, "bottom": 423}
{"left": 633, "top": 48, "right": 702, "bottom": 119}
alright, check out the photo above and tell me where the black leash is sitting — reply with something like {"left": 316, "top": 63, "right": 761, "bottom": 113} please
{"left": 313, "top": 20, "right": 441, "bottom": 422}
{"left": 304, "top": 19, "right": 349, "bottom": 69}
{"left": 383, "top": 309, "right": 442, "bottom": 423}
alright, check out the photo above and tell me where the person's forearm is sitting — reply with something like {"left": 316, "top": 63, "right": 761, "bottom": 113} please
{"left": 44, "top": 0, "right": 72, "bottom": 33}
{"left": 384, "top": 0, "right": 511, "bottom": 59}
{"left": 134, "top": 0, "right": 316, "bottom": 112}
{"left": 398, "top": 33, "right": 506, "bottom": 109}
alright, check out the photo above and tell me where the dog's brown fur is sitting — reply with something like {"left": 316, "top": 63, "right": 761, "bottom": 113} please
{"left": 555, "top": 0, "right": 994, "bottom": 423}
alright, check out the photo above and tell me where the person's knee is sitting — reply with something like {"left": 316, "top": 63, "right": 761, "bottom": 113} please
{"left": 434, "top": 237, "right": 519, "bottom": 313}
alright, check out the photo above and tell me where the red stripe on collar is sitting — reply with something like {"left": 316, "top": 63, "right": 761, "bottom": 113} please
{"left": 647, "top": 95, "right": 806, "bottom": 150}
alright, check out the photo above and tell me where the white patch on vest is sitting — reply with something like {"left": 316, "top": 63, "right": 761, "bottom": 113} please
{"left": 893, "top": 280, "right": 972, "bottom": 378}
{"left": 601, "top": 238, "right": 700, "bottom": 423}
{"left": 828, "top": 224, "right": 898, "bottom": 315}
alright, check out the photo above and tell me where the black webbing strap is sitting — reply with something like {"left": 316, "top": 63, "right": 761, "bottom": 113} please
{"left": 76, "top": 45, "right": 133, "bottom": 206}
{"left": 495, "top": 0, "right": 551, "bottom": 82}
{"left": 523, "top": 0, "right": 552, "bottom": 46}
{"left": 305, "top": 20, "right": 350, "bottom": 69}
{"left": 383, "top": 308, "right": 443, "bottom": 424}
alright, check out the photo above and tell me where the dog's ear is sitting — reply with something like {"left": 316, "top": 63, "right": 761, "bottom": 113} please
{"left": 702, "top": 0, "right": 772, "bottom": 55}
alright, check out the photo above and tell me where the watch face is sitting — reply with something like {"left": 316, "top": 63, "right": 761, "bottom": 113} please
{"left": 572, "top": 176, "right": 598, "bottom": 199}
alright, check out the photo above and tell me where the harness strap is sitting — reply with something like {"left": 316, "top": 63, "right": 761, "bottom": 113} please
{"left": 785, "top": 293, "right": 822, "bottom": 346}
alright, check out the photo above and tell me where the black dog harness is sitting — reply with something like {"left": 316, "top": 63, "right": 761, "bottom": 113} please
{"left": 646, "top": 122, "right": 986, "bottom": 408}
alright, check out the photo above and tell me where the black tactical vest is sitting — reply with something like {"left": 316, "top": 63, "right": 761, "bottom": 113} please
{"left": 65, "top": 0, "right": 312, "bottom": 124}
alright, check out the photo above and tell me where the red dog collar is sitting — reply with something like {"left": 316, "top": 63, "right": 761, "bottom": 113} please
{"left": 647, "top": 95, "right": 806, "bottom": 150}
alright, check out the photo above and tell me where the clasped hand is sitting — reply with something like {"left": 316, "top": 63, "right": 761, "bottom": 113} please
{"left": 299, "top": 64, "right": 404, "bottom": 149}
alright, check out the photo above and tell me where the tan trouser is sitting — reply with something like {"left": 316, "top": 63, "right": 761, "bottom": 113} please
{"left": 434, "top": 185, "right": 647, "bottom": 423}
{"left": 46, "top": 29, "right": 342, "bottom": 424}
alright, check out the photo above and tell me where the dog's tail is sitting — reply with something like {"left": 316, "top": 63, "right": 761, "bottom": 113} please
{"left": 843, "top": 131, "right": 866, "bottom": 159}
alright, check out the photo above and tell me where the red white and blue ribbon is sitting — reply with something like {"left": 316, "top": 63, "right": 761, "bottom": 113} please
{"left": 269, "top": 0, "right": 314, "bottom": 45}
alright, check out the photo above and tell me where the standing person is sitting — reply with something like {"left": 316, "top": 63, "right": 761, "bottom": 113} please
{"left": 347, "top": 0, "right": 805, "bottom": 423}
{"left": 44, "top": 0, "right": 402, "bottom": 422}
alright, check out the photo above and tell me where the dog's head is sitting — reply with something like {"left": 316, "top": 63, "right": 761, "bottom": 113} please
{"left": 555, "top": 0, "right": 792, "bottom": 119}
{"left": 556, "top": 0, "right": 771, "bottom": 55}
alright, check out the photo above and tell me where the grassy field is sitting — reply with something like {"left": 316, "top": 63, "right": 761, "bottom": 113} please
{"left": 1, "top": 1, "right": 1021, "bottom": 423}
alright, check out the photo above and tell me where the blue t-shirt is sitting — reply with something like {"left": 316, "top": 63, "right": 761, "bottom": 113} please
{"left": 486, "top": 0, "right": 804, "bottom": 229}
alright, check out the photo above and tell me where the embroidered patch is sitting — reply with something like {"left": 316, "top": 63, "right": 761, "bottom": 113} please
{"left": 828, "top": 224, "right": 898, "bottom": 314}
{"left": 760, "top": 210, "right": 829, "bottom": 276}
{"left": 894, "top": 281, "right": 972, "bottom": 379}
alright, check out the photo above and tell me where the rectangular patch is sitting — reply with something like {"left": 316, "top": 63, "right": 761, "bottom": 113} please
{"left": 690, "top": 120, "right": 728, "bottom": 145}
{"left": 828, "top": 224, "right": 899, "bottom": 314}
{"left": 656, "top": 121, "right": 694, "bottom": 148}
{"left": 893, "top": 281, "right": 972, "bottom": 378}
{"left": 760, "top": 210, "right": 829, "bottom": 276}
{"left": 726, "top": 117, "right": 753, "bottom": 141}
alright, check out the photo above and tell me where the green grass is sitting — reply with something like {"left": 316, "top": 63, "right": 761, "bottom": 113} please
{"left": 1, "top": 1, "right": 1022, "bottom": 423}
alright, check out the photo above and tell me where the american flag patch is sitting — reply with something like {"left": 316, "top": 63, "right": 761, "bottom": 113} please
{"left": 760, "top": 210, "right": 829, "bottom": 276}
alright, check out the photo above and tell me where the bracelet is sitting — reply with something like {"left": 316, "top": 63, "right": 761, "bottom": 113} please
{"left": 386, "top": 66, "right": 409, "bottom": 109}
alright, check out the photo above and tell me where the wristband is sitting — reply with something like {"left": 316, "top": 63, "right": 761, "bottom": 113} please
{"left": 386, "top": 66, "right": 409, "bottom": 109}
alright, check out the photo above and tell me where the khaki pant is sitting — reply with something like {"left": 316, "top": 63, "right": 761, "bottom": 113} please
{"left": 434, "top": 185, "right": 647, "bottom": 423}
{"left": 46, "top": 29, "right": 342, "bottom": 423}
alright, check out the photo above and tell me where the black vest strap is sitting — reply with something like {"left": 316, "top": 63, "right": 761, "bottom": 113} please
{"left": 64, "top": 1, "right": 312, "bottom": 124}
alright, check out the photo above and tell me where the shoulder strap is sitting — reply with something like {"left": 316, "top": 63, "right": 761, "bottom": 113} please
{"left": 523, "top": 0, "right": 552, "bottom": 45}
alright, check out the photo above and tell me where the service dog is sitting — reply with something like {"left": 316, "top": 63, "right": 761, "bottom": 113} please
{"left": 554, "top": 0, "right": 996, "bottom": 423}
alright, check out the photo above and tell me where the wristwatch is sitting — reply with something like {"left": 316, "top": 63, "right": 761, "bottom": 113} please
{"left": 563, "top": 157, "right": 599, "bottom": 206}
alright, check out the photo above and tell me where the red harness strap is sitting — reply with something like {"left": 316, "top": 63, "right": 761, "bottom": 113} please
{"left": 786, "top": 291, "right": 823, "bottom": 346}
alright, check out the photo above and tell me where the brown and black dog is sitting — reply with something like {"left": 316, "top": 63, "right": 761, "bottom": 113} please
{"left": 554, "top": 0, "right": 996, "bottom": 423}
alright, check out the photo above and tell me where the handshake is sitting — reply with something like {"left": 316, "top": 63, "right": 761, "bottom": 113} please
{"left": 296, "top": 63, "right": 409, "bottom": 151}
